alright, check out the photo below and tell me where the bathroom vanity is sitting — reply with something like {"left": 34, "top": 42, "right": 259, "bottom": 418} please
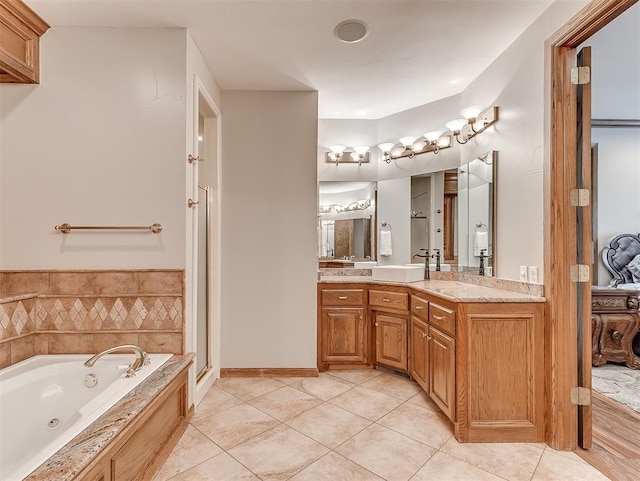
{"left": 318, "top": 278, "right": 545, "bottom": 443}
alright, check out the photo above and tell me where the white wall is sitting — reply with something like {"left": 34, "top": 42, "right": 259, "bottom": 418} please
{"left": 0, "top": 27, "right": 187, "bottom": 269}
{"left": 593, "top": 128, "right": 640, "bottom": 285}
{"left": 377, "top": 177, "right": 411, "bottom": 265}
{"left": 221, "top": 90, "right": 318, "bottom": 368}
{"left": 459, "top": 0, "right": 589, "bottom": 281}
{"left": 587, "top": 2, "right": 640, "bottom": 120}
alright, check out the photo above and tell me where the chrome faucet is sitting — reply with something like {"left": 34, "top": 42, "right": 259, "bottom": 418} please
{"left": 84, "top": 344, "right": 149, "bottom": 378}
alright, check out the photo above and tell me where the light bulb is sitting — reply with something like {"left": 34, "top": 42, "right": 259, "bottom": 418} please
{"left": 330, "top": 145, "right": 346, "bottom": 155}
{"left": 377, "top": 142, "right": 395, "bottom": 153}
{"left": 353, "top": 145, "right": 369, "bottom": 156}
{"left": 445, "top": 118, "right": 468, "bottom": 133}
{"left": 399, "top": 136, "right": 417, "bottom": 148}
{"left": 460, "top": 105, "right": 484, "bottom": 120}
{"left": 424, "top": 130, "right": 443, "bottom": 143}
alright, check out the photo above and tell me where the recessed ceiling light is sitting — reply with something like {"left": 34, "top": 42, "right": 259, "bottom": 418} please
{"left": 334, "top": 19, "right": 369, "bottom": 44}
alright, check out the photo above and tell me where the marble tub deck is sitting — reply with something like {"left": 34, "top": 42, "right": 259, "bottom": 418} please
{"left": 154, "top": 371, "right": 609, "bottom": 481}
{"left": 24, "top": 354, "right": 193, "bottom": 481}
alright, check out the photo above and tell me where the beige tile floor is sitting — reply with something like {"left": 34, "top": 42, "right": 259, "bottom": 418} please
{"left": 153, "top": 370, "right": 611, "bottom": 481}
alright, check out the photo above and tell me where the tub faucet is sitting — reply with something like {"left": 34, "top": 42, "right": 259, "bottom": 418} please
{"left": 84, "top": 344, "right": 149, "bottom": 378}
{"left": 412, "top": 248, "right": 430, "bottom": 280}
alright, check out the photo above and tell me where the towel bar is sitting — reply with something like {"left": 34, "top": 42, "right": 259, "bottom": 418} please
{"left": 54, "top": 223, "right": 163, "bottom": 234}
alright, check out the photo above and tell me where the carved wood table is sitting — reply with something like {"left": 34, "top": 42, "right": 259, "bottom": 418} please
{"left": 592, "top": 287, "right": 640, "bottom": 369}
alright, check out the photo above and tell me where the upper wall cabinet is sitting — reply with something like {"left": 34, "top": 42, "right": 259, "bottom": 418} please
{"left": 0, "top": 0, "right": 49, "bottom": 83}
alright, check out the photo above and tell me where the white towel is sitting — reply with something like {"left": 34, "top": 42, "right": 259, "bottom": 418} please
{"left": 380, "top": 230, "right": 393, "bottom": 256}
{"left": 474, "top": 231, "right": 488, "bottom": 257}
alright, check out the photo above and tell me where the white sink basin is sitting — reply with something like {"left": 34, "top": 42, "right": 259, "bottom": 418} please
{"left": 405, "top": 263, "right": 452, "bottom": 272}
{"left": 372, "top": 265, "right": 425, "bottom": 282}
{"left": 354, "top": 261, "right": 378, "bottom": 268}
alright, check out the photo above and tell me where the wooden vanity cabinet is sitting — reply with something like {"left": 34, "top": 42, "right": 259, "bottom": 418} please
{"left": 373, "top": 311, "right": 408, "bottom": 371}
{"left": 318, "top": 285, "right": 370, "bottom": 370}
{"left": 0, "top": 0, "right": 49, "bottom": 83}
{"left": 410, "top": 294, "right": 457, "bottom": 421}
{"left": 370, "top": 288, "right": 409, "bottom": 372}
{"left": 318, "top": 281, "right": 545, "bottom": 444}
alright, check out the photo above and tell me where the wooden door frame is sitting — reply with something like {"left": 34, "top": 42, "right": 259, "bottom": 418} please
{"left": 544, "top": 0, "right": 638, "bottom": 450}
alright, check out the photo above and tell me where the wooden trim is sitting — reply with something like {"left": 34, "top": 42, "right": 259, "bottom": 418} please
{"left": 546, "top": 0, "right": 637, "bottom": 47}
{"left": 545, "top": 0, "right": 639, "bottom": 451}
{"left": 1, "top": 0, "right": 49, "bottom": 34}
{"left": 220, "top": 368, "right": 319, "bottom": 378}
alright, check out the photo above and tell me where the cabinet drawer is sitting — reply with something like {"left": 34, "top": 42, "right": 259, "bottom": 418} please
{"left": 369, "top": 290, "right": 408, "bottom": 310}
{"left": 429, "top": 303, "right": 456, "bottom": 336}
{"left": 321, "top": 289, "right": 365, "bottom": 306}
{"left": 411, "top": 295, "right": 429, "bottom": 321}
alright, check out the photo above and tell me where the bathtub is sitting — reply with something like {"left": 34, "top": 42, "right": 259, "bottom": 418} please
{"left": 0, "top": 353, "right": 172, "bottom": 481}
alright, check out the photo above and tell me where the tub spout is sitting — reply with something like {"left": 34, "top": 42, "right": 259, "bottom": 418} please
{"left": 84, "top": 345, "right": 149, "bottom": 378}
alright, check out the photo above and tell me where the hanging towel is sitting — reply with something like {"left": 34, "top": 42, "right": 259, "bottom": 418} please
{"left": 380, "top": 230, "right": 393, "bottom": 256}
{"left": 474, "top": 231, "right": 488, "bottom": 257}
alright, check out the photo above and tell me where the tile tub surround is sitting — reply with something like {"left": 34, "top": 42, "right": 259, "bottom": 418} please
{"left": 153, "top": 371, "right": 610, "bottom": 481}
{"left": 0, "top": 270, "right": 185, "bottom": 369}
{"left": 24, "top": 353, "right": 193, "bottom": 481}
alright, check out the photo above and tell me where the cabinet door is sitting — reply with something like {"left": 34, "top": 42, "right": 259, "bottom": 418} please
{"left": 410, "top": 316, "right": 429, "bottom": 391}
{"left": 375, "top": 313, "right": 408, "bottom": 371}
{"left": 321, "top": 308, "right": 366, "bottom": 363}
{"left": 429, "top": 326, "right": 456, "bottom": 421}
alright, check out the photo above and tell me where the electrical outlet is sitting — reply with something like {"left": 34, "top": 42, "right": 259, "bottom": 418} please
{"left": 519, "top": 266, "right": 528, "bottom": 282}
{"left": 528, "top": 266, "right": 539, "bottom": 284}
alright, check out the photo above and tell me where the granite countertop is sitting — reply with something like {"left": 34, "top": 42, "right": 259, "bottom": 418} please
{"left": 319, "top": 276, "right": 545, "bottom": 303}
{"left": 25, "top": 353, "right": 194, "bottom": 481}
{"left": 0, "top": 292, "right": 38, "bottom": 304}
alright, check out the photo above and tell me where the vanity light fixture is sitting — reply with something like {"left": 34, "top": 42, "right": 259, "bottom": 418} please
{"left": 377, "top": 142, "right": 396, "bottom": 163}
{"left": 325, "top": 145, "right": 371, "bottom": 165}
{"left": 399, "top": 136, "right": 418, "bottom": 159}
{"left": 424, "top": 130, "right": 444, "bottom": 154}
{"left": 377, "top": 133, "right": 452, "bottom": 163}
{"left": 329, "top": 145, "right": 346, "bottom": 164}
{"left": 320, "top": 199, "right": 372, "bottom": 215}
{"left": 446, "top": 105, "right": 499, "bottom": 144}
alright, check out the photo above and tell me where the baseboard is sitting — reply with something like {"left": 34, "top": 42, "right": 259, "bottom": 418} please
{"left": 220, "top": 368, "right": 319, "bottom": 378}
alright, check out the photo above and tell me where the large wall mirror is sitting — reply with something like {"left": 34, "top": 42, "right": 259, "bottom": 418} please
{"left": 318, "top": 181, "right": 376, "bottom": 261}
{"left": 317, "top": 151, "right": 496, "bottom": 276}
{"left": 457, "top": 151, "right": 497, "bottom": 276}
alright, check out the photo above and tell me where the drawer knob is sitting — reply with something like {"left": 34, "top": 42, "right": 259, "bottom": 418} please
{"left": 382, "top": 298, "right": 391, "bottom": 302}
{"left": 423, "top": 332, "right": 428, "bottom": 338}
{"left": 338, "top": 296, "right": 348, "bottom": 300}
{"left": 611, "top": 330, "right": 622, "bottom": 340}
{"left": 416, "top": 306, "right": 423, "bottom": 310}
{"left": 375, "top": 323, "right": 379, "bottom": 327}
{"left": 433, "top": 314, "right": 445, "bottom": 320}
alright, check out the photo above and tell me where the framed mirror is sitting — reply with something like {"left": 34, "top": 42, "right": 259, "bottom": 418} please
{"left": 457, "top": 151, "right": 497, "bottom": 276}
{"left": 318, "top": 181, "right": 376, "bottom": 262}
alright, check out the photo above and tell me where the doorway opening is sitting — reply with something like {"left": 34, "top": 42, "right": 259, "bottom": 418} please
{"left": 545, "top": 0, "right": 639, "bottom": 475}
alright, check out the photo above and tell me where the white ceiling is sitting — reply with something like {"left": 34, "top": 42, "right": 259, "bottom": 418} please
{"left": 27, "top": 0, "right": 556, "bottom": 119}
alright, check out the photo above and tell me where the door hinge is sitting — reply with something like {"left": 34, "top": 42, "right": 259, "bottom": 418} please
{"left": 570, "top": 189, "right": 590, "bottom": 207}
{"left": 571, "top": 66, "right": 591, "bottom": 85}
{"left": 570, "top": 264, "right": 590, "bottom": 283}
{"left": 571, "top": 386, "right": 591, "bottom": 406}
